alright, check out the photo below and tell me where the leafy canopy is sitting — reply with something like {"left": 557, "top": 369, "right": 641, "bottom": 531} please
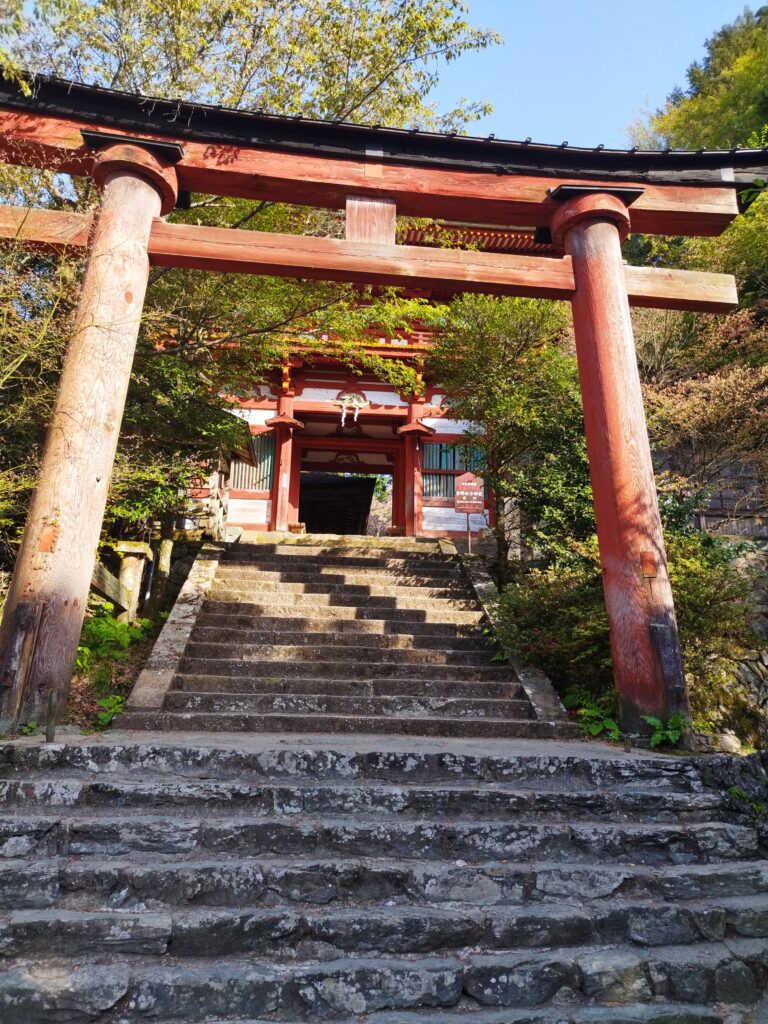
{"left": 10, "top": 0, "right": 499, "bottom": 129}
{"left": 651, "top": 6, "right": 768, "bottom": 148}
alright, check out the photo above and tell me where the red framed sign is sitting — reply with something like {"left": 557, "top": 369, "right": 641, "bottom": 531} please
{"left": 454, "top": 472, "right": 485, "bottom": 514}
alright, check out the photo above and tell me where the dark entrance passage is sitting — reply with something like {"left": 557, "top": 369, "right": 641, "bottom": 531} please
{"left": 298, "top": 473, "right": 376, "bottom": 535}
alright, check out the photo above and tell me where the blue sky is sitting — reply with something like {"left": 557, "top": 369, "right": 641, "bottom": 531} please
{"left": 431, "top": 0, "right": 754, "bottom": 147}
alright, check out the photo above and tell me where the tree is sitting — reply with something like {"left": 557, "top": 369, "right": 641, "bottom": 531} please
{"left": 0, "top": 2, "right": 500, "bottom": 569}
{"left": 650, "top": 6, "right": 768, "bottom": 149}
{"left": 428, "top": 295, "right": 592, "bottom": 578}
{"left": 14, "top": 0, "right": 498, "bottom": 129}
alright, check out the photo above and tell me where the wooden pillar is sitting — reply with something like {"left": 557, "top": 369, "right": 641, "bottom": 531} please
{"left": 403, "top": 435, "right": 417, "bottom": 537}
{"left": 272, "top": 427, "right": 295, "bottom": 532}
{"left": 0, "top": 144, "right": 178, "bottom": 726}
{"left": 268, "top": 378, "right": 303, "bottom": 532}
{"left": 551, "top": 193, "right": 691, "bottom": 734}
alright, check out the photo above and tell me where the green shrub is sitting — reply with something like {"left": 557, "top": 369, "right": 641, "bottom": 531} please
{"left": 495, "top": 532, "right": 761, "bottom": 740}
{"left": 76, "top": 603, "right": 153, "bottom": 692}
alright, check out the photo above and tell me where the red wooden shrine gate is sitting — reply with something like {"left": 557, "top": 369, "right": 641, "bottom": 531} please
{"left": 0, "top": 74, "right": 765, "bottom": 736}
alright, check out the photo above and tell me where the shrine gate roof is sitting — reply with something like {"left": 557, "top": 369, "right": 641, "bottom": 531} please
{"left": 2, "top": 73, "right": 767, "bottom": 189}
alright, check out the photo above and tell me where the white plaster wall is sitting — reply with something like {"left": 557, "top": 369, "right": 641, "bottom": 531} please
{"left": 421, "top": 417, "right": 477, "bottom": 434}
{"left": 300, "top": 386, "right": 406, "bottom": 406}
{"left": 227, "top": 498, "right": 271, "bottom": 524}
{"left": 230, "top": 408, "right": 273, "bottom": 426}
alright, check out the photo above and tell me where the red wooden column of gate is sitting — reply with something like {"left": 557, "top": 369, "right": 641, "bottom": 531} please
{"left": 551, "top": 193, "right": 690, "bottom": 734}
{"left": 267, "top": 391, "right": 303, "bottom": 532}
{"left": 0, "top": 143, "right": 178, "bottom": 723}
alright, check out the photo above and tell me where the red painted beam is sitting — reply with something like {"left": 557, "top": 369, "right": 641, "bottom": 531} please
{"left": 0, "top": 108, "right": 739, "bottom": 235}
{"left": 0, "top": 206, "right": 738, "bottom": 312}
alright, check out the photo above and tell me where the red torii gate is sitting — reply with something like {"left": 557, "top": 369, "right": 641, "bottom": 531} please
{"left": 0, "top": 74, "right": 765, "bottom": 735}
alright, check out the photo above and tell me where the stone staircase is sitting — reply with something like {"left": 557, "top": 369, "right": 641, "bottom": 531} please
{"left": 0, "top": 739, "right": 766, "bottom": 1022}
{"left": 121, "top": 537, "right": 574, "bottom": 738}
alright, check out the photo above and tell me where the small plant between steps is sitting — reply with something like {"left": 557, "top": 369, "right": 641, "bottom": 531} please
{"left": 640, "top": 712, "right": 687, "bottom": 750}
{"left": 93, "top": 695, "right": 126, "bottom": 730}
{"left": 563, "top": 685, "right": 621, "bottom": 742}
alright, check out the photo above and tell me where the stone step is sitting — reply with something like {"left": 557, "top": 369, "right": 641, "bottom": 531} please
{"left": 5, "top": 856, "right": 768, "bottom": 914}
{"left": 216, "top": 568, "right": 465, "bottom": 585}
{"left": 81, "top": 1008, "right": 741, "bottom": 1024}
{"left": 182, "top": 641, "right": 498, "bottom": 666}
{"left": 223, "top": 554, "right": 456, "bottom": 570}
{"left": 163, "top": 692, "right": 533, "bottom": 721}
{"left": 201, "top": 600, "right": 485, "bottom": 624}
{"left": 4, "top": 894, "right": 768, "bottom": 960}
{"left": 189, "top": 627, "right": 490, "bottom": 651}
{"left": 207, "top": 588, "right": 481, "bottom": 610}
{"left": 0, "top": 743, "right": 709, "bottom": 791}
{"left": 118, "top": 709, "right": 570, "bottom": 739}
{"left": 194, "top": 613, "right": 481, "bottom": 636}
{"left": 1, "top": 811, "right": 754, "bottom": 863}
{"left": 177, "top": 657, "right": 511, "bottom": 682}
{"left": 230, "top": 539, "right": 443, "bottom": 552}
{"left": 0, "top": 776, "right": 722, "bottom": 821}
{"left": 210, "top": 582, "right": 471, "bottom": 599}
{"left": 0, "top": 940, "right": 763, "bottom": 1021}
{"left": 173, "top": 675, "right": 520, "bottom": 699}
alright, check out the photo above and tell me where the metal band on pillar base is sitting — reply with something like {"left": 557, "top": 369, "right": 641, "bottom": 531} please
{"left": 551, "top": 192, "right": 692, "bottom": 737}
{"left": 0, "top": 147, "right": 178, "bottom": 729}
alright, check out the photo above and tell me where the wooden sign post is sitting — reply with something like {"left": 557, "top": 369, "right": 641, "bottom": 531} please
{"left": 454, "top": 472, "right": 484, "bottom": 555}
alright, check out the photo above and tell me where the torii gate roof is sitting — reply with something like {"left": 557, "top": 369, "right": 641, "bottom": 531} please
{"left": 2, "top": 73, "right": 765, "bottom": 188}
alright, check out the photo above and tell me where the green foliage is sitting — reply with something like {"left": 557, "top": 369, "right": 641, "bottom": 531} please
{"left": 14, "top": 0, "right": 500, "bottom": 129}
{"left": 640, "top": 713, "right": 686, "bottom": 749}
{"left": 18, "top": 720, "right": 38, "bottom": 736}
{"left": 428, "top": 296, "right": 593, "bottom": 572}
{"left": 76, "top": 604, "right": 153, "bottom": 692}
{"left": 495, "top": 532, "right": 760, "bottom": 739}
{"left": 495, "top": 538, "right": 612, "bottom": 696}
{"left": 0, "top": 2, "right": 498, "bottom": 566}
{"left": 563, "top": 686, "right": 621, "bottom": 742}
{"left": 93, "top": 695, "right": 126, "bottom": 730}
{"left": 650, "top": 8, "right": 768, "bottom": 149}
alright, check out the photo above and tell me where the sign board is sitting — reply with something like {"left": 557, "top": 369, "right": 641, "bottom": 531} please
{"left": 454, "top": 472, "right": 485, "bottom": 514}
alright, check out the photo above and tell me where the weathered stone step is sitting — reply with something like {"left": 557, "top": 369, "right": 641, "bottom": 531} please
{"left": 1, "top": 812, "right": 754, "bottom": 863}
{"left": 7, "top": 857, "right": 768, "bottom": 913}
{"left": 0, "top": 744, "right": 708, "bottom": 791}
{"left": 207, "top": 588, "right": 480, "bottom": 609}
{"left": 230, "top": 539, "right": 442, "bottom": 553}
{"left": 104, "top": 1008, "right": 737, "bottom": 1024}
{"left": 223, "top": 553, "right": 455, "bottom": 570}
{"left": 4, "top": 895, "right": 768, "bottom": 960}
{"left": 183, "top": 641, "right": 498, "bottom": 666}
{"left": 163, "top": 692, "right": 533, "bottom": 721}
{"left": 194, "top": 612, "right": 481, "bottom": 636}
{"left": 0, "top": 776, "right": 720, "bottom": 821}
{"left": 0, "top": 940, "right": 763, "bottom": 1021}
{"left": 173, "top": 675, "right": 520, "bottom": 699}
{"left": 118, "top": 709, "right": 570, "bottom": 739}
{"left": 189, "top": 626, "right": 490, "bottom": 651}
{"left": 202, "top": 599, "right": 485, "bottom": 624}
{"left": 177, "top": 657, "right": 511, "bottom": 682}
{"left": 216, "top": 568, "right": 464, "bottom": 585}
{"left": 210, "top": 582, "right": 471, "bottom": 600}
